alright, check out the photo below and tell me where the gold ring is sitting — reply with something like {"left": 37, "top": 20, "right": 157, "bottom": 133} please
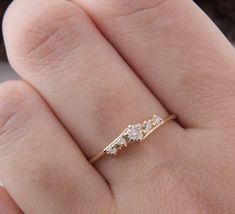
{"left": 89, "top": 114, "right": 176, "bottom": 164}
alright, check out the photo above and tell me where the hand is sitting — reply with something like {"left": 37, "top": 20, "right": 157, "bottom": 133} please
{"left": 1, "top": 0, "right": 235, "bottom": 213}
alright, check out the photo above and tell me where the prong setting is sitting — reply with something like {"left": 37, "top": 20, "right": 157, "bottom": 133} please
{"left": 104, "top": 115, "right": 164, "bottom": 156}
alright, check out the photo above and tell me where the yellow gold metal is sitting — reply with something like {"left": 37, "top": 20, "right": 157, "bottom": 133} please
{"left": 143, "top": 114, "right": 176, "bottom": 140}
{"left": 89, "top": 114, "right": 176, "bottom": 164}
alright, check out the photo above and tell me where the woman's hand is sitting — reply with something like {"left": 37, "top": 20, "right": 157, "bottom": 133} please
{"left": 1, "top": 0, "right": 235, "bottom": 213}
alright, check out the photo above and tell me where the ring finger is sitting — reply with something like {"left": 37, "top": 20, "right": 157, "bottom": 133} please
{"left": 4, "top": 0, "right": 182, "bottom": 184}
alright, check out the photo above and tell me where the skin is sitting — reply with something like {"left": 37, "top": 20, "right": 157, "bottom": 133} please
{"left": 1, "top": 0, "right": 235, "bottom": 213}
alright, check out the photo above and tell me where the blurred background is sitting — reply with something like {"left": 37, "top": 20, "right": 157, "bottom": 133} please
{"left": 0, "top": 0, "right": 235, "bottom": 82}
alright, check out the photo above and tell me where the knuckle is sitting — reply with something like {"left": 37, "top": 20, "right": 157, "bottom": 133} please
{"left": 0, "top": 81, "right": 39, "bottom": 156}
{"left": 98, "top": 0, "right": 168, "bottom": 18}
{"left": 5, "top": 1, "right": 85, "bottom": 71}
{"left": 99, "top": 0, "right": 176, "bottom": 40}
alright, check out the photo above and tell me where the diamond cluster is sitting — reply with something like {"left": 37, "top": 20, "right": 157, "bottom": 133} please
{"left": 104, "top": 115, "right": 163, "bottom": 155}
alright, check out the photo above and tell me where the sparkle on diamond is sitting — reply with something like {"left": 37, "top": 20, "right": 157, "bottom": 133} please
{"left": 126, "top": 124, "right": 144, "bottom": 141}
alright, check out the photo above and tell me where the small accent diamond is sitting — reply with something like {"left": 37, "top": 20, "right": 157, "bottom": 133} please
{"left": 106, "top": 146, "right": 118, "bottom": 155}
{"left": 142, "top": 120, "right": 153, "bottom": 132}
{"left": 116, "top": 137, "right": 127, "bottom": 147}
{"left": 151, "top": 115, "right": 163, "bottom": 125}
{"left": 126, "top": 124, "right": 144, "bottom": 141}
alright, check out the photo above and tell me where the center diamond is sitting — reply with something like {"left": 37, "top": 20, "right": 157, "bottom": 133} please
{"left": 126, "top": 124, "right": 144, "bottom": 142}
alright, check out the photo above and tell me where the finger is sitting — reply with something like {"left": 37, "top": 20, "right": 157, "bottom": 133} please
{"left": 0, "top": 81, "right": 112, "bottom": 213}
{"left": 72, "top": 0, "right": 235, "bottom": 128}
{"left": 0, "top": 187, "right": 22, "bottom": 214}
{"left": 3, "top": 0, "right": 182, "bottom": 185}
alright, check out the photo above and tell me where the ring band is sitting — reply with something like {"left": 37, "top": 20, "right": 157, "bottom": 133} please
{"left": 89, "top": 114, "right": 176, "bottom": 164}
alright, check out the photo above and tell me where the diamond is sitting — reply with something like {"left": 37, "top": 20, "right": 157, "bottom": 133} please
{"left": 106, "top": 146, "right": 118, "bottom": 155}
{"left": 151, "top": 115, "right": 163, "bottom": 125}
{"left": 142, "top": 120, "right": 153, "bottom": 132}
{"left": 126, "top": 124, "right": 144, "bottom": 142}
{"left": 116, "top": 137, "right": 127, "bottom": 147}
